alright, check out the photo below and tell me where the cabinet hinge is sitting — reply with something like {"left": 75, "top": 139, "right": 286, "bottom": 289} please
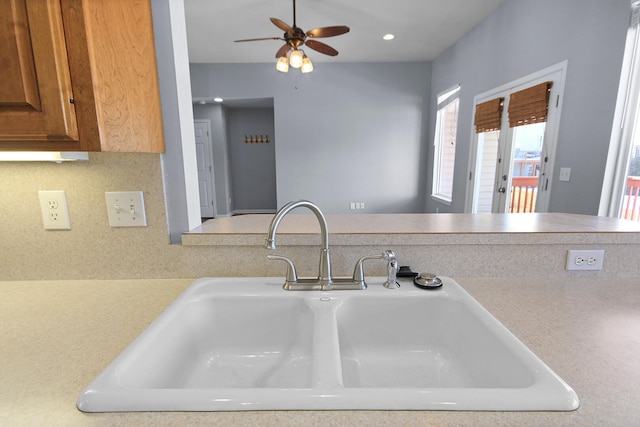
{"left": 69, "top": 98, "right": 75, "bottom": 104}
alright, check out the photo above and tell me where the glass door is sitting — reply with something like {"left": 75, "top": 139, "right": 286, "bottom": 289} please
{"left": 476, "top": 119, "right": 549, "bottom": 214}
{"left": 467, "top": 63, "right": 566, "bottom": 214}
{"left": 499, "top": 123, "right": 546, "bottom": 213}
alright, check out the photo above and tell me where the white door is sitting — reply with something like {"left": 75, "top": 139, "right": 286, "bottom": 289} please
{"left": 467, "top": 62, "right": 566, "bottom": 213}
{"left": 194, "top": 120, "right": 216, "bottom": 218}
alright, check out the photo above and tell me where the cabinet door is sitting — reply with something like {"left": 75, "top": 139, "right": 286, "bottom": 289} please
{"left": 0, "top": 0, "right": 79, "bottom": 145}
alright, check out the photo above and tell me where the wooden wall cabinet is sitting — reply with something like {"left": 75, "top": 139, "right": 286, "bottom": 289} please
{"left": 0, "top": 0, "right": 164, "bottom": 153}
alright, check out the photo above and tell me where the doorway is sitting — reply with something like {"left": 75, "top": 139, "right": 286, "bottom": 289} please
{"left": 492, "top": 122, "right": 546, "bottom": 213}
{"left": 193, "top": 100, "right": 277, "bottom": 217}
{"left": 467, "top": 62, "right": 567, "bottom": 213}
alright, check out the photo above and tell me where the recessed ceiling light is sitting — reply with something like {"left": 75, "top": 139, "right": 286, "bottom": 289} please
{"left": 214, "top": 97, "right": 223, "bottom": 103}
{"left": 383, "top": 34, "right": 395, "bottom": 41}
{"left": 198, "top": 101, "right": 206, "bottom": 105}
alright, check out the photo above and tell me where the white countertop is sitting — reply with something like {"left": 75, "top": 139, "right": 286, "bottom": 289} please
{"left": 2, "top": 276, "right": 639, "bottom": 426}
{"left": 183, "top": 213, "right": 640, "bottom": 246}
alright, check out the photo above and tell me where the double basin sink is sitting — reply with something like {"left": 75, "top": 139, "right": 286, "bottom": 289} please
{"left": 77, "top": 276, "right": 579, "bottom": 412}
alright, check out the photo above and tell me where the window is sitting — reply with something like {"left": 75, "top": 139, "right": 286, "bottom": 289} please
{"left": 600, "top": 0, "right": 640, "bottom": 222}
{"left": 432, "top": 85, "right": 461, "bottom": 203}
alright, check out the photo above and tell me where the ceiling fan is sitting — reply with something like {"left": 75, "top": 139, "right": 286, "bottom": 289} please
{"left": 234, "top": 0, "right": 350, "bottom": 73}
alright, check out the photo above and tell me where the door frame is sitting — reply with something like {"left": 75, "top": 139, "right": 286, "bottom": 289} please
{"left": 465, "top": 60, "right": 568, "bottom": 213}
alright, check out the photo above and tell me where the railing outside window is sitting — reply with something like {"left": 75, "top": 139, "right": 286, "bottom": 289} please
{"left": 510, "top": 176, "right": 640, "bottom": 220}
{"left": 621, "top": 176, "right": 640, "bottom": 221}
{"left": 510, "top": 177, "right": 538, "bottom": 213}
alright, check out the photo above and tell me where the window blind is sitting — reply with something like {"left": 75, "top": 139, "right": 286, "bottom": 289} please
{"left": 508, "top": 81, "right": 553, "bottom": 127}
{"left": 474, "top": 97, "right": 504, "bottom": 133}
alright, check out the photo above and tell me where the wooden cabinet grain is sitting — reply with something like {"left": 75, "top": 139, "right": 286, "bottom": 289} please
{"left": 0, "top": 0, "right": 164, "bottom": 153}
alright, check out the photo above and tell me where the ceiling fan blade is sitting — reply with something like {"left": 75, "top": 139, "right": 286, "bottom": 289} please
{"left": 270, "top": 17, "right": 293, "bottom": 34}
{"left": 306, "top": 26, "right": 350, "bottom": 38}
{"left": 275, "top": 43, "right": 290, "bottom": 58}
{"left": 235, "top": 37, "right": 282, "bottom": 42}
{"left": 304, "top": 39, "right": 339, "bottom": 56}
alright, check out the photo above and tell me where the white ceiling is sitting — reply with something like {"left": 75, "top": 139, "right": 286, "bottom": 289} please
{"left": 185, "top": 0, "right": 506, "bottom": 64}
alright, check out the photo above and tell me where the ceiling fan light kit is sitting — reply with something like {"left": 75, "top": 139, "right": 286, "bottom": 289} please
{"left": 234, "top": 0, "right": 349, "bottom": 74}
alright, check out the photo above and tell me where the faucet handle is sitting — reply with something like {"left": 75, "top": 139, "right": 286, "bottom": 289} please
{"left": 353, "top": 250, "right": 398, "bottom": 288}
{"left": 267, "top": 255, "right": 298, "bottom": 284}
{"left": 353, "top": 253, "right": 384, "bottom": 284}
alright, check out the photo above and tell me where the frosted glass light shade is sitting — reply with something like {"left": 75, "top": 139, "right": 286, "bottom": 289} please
{"left": 289, "top": 50, "right": 303, "bottom": 68}
{"left": 301, "top": 55, "right": 313, "bottom": 73}
{"left": 276, "top": 56, "right": 289, "bottom": 72}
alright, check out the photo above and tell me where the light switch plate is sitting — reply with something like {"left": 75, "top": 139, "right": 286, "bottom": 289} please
{"left": 559, "top": 167, "right": 571, "bottom": 182}
{"left": 105, "top": 191, "right": 147, "bottom": 227}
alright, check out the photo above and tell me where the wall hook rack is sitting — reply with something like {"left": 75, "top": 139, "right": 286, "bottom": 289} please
{"left": 243, "top": 134, "right": 270, "bottom": 143}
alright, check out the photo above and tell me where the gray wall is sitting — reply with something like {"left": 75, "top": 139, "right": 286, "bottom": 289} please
{"left": 427, "top": 0, "right": 629, "bottom": 214}
{"left": 151, "top": 0, "right": 190, "bottom": 242}
{"left": 190, "top": 62, "right": 432, "bottom": 213}
{"left": 227, "top": 107, "right": 277, "bottom": 212}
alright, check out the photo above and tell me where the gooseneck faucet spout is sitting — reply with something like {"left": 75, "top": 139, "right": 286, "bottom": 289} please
{"left": 265, "top": 200, "right": 332, "bottom": 290}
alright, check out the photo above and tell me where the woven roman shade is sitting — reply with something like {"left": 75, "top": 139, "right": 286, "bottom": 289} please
{"left": 508, "top": 82, "right": 553, "bottom": 127}
{"left": 474, "top": 97, "right": 504, "bottom": 133}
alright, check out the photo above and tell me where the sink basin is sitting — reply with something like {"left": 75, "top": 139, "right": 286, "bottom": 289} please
{"left": 337, "top": 296, "right": 535, "bottom": 389}
{"left": 77, "top": 277, "right": 579, "bottom": 412}
{"left": 119, "top": 296, "right": 314, "bottom": 390}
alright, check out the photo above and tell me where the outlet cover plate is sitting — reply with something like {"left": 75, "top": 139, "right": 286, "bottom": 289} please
{"left": 38, "top": 190, "right": 71, "bottom": 230}
{"left": 566, "top": 249, "right": 604, "bottom": 271}
{"left": 105, "top": 191, "right": 147, "bottom": 227}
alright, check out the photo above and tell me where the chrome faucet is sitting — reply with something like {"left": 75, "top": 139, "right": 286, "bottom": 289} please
{"left": 265, "top": 200, "right": 332, "bottom": 290}
{"left": 266, "top": 200, "right": 400, "bottom": 291}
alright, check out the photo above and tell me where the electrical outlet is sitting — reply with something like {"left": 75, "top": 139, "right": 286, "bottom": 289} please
{"left": 566, "top": 249, "right": 604, "bottom": 271}
{"left": 105, "top": 191, "right": 147, "bottom": 227}
{"left": 38, "top": 190, "right": 71, "bottom": 230}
